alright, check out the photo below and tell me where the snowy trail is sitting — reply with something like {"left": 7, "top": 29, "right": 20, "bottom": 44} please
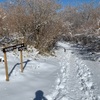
{"left": 47, "top": 42, "right": 99, "bottom": 100}
{"left": 0, "top": 42, "right": 100, "bottom": 100}
{"left": 0, "top": 52, "right": 61, "bottom": 100}
{"left": 75, "top": 57, "right": 98, "bottom": 100}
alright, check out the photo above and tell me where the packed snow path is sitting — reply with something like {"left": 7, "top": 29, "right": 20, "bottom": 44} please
{"left": 47, "top": 42, "right": 100, "bottom": 100}
{"left": 0, "top": 42, "right": 100, "bottom": 100}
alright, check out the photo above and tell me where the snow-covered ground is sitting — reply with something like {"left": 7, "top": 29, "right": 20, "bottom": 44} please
{"left": 0, "top": 41, "right": 100, "bottom": 100}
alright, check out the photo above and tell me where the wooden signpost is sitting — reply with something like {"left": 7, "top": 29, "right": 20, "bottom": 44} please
{"left": 2, "top": 43, "right": 27, "bottom": 81}
{"left": 18, "top": 46, "right": 27, "bottom": 72}
{"left": 4, "top": 52, "right": 9, "bottom": 81}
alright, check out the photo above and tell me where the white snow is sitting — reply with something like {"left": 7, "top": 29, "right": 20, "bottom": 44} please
{"left": 0, "top": 41, "right": 100, "bottom": 100}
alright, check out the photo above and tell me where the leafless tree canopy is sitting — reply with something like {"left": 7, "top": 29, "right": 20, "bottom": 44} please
{"left": 0, "top": 0, "right": 100, "bottom": 53}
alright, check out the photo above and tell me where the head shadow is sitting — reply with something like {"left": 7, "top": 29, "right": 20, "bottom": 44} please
{"left": 34, "top": 90, "right": 48, "bottom": 100}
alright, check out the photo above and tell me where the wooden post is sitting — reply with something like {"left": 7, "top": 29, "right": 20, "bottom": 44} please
{"left": 20, "top": 50, "right": 23, "bottom": 72}
{"left": 4, "top": 52, "right": 9, "bottom": 81}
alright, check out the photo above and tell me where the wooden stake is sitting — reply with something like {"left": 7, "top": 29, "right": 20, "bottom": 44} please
{"left": 20, "top": 50, "right": 23, "bottom": 72}
{"left": 4, "top": 52, "right": 9, "bottom": 81}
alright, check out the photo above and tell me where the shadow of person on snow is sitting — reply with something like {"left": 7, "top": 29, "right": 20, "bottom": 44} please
{"left": 33, "top": 90, "right": 48, "bottom": 100}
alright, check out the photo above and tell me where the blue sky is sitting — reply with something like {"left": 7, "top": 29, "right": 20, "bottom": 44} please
{"left": 0, "top": 0, "right": 99, "bottom": 6}
{"left": 58, "top": 0, "right": 100, "bottom": 6}
{"left": 0, "top": 0, "right": 5, "bottom": 2}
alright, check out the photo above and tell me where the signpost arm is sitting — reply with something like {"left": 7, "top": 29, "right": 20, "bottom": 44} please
{"left": 20, "top": 50, "right": 23, "bottom": 72}
{"left": 4, "top": 52, "right": 9, "bottom": 81}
